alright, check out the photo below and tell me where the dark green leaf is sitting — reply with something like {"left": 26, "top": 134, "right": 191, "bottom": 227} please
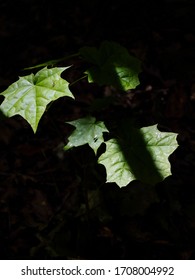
{"left": 79, "top": 41, "right": 141, "bottom": 90}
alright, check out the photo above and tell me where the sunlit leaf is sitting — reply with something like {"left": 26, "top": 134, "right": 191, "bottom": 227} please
{"left": 64, "top": 116, "right": 108, "bottom": 154}
{"left": 98, "top": 124, "right": 178, "bottom": 187}
{"left": 0, "top": 67, "right": 74, "bottom": 132}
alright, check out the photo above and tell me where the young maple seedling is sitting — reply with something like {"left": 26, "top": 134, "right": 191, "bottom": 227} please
{"left": 0, "top": 41, "right": 178, "bottom": 187}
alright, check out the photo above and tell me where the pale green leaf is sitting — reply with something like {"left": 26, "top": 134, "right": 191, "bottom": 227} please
{"left": 98, "top": 124, "right": 178, "bottom": 187}
{"left": 79, "top": 41, "right": 141, "bottom": 90}
{"left": 0, "top": 67, "right": 74, "bottom": 132}
{"left": 64, "top": 116, "right": 108, "bottom": 154}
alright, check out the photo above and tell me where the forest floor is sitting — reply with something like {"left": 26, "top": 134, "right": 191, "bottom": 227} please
{"left": 1, "top": 0, "right": 195, "bottom": 259}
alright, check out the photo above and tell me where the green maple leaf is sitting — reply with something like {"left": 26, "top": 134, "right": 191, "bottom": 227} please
{"left": 64, "top": 116, "right": 108, "bottom": 154}
{"left": 79, "top": 41, "right": 141, "bottom": 90}
{"left": 0, "top": 67, "right": 74, "bottom": 132}
{"left": 98, "top": 124, "right": 178, "bottom": 187}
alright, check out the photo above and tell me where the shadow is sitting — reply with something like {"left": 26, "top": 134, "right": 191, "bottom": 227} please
{"left": 80, "top": 40, "right": 142, "bottom": 91}
{"left": 82, "top": 41, "right": 176, "bottom": 186}
{"left": 0, "top": 109, "right": 7, "bottom": 121}
{"left": 111, "top": 118, "right": 165, "bottom": 185}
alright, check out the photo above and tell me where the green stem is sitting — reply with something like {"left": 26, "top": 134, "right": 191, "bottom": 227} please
{"left": 69, "top": 75, "right": 88, "bottom": 86}
{"left": 23, "top": 53, "right": 80, "bottom": 70}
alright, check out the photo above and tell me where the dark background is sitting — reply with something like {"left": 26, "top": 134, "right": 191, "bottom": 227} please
{"left": 1, "top": 0, "right": 195, "bottom": 259}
